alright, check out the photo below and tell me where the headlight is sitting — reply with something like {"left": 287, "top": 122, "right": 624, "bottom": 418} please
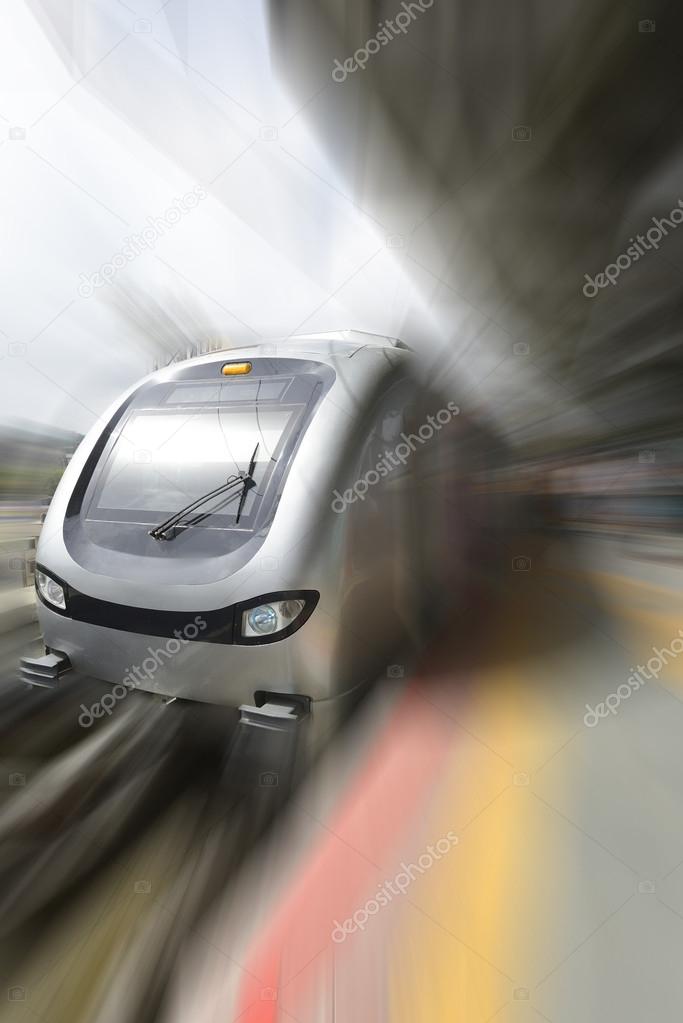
{"left": 242, "top": 599, "right": 306, "bottom": 638}
{"left": 36, "top": 569, "right": 66, "bottom": 611}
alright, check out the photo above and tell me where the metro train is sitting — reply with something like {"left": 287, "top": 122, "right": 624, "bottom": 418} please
{"left": 22, "top": 331, "right": 497, "bottom": 728}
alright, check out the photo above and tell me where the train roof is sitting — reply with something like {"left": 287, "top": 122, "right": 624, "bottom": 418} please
{"left": 187, "top": 331, "right": 411, "bottom": 366}
{"left": 272, "top": 330, "right": 411, "bottom": 354}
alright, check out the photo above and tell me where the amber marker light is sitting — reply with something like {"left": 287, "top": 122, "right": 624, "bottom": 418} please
{"left": 221, "top": 361, "right": 252, "bottom": 376}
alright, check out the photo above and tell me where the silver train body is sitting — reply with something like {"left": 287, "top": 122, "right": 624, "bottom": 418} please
{"left": 32, "top": 332, "right": 488, "bottom": 714}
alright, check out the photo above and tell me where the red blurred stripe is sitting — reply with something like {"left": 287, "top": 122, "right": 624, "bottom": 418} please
{"left": 234, "top": 682, "right": 455, "bottom": 1022}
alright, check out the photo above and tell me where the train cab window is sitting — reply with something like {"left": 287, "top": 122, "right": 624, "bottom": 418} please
{"left": 87, "top": 405, "right": 295, "bottom": 530}
{"left": 74, "top": 360, "right": 334, "bottom": 559}
{"left": 165, "top": 380, "right": 290, "bottom": 405}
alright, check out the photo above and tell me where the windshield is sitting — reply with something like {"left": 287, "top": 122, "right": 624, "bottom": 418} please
{"left": 68, "top": 359, "right": 334, "bottom": 573}
{"left": 86, "top": 404, "right": 297, "bottom": 530}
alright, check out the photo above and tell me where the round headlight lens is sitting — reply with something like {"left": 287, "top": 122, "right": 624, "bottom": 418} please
{"left": 247, "top": 604, "right": 278, "bottom": 635}
{"left": 36, "top": 570, "right": 66, "bottom": 611}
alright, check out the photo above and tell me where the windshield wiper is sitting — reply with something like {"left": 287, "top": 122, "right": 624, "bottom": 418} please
{"left": 148, "top": 443, "right": 260, "bottom": 541}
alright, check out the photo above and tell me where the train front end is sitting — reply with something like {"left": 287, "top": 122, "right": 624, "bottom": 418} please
{"left": 27, "top": 345, "right": 375, "bottom": 713}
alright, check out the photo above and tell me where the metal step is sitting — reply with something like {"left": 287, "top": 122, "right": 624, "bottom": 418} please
{"left": 230, "top": 697, "right": 311, "bottom": 796}
{"left": 238, "top": 701, "right": 303, "bottom": 731}
{"left": 19, "top": 651, "right": 72, "bottom": 688}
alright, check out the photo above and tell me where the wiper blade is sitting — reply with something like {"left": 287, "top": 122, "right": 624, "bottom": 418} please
{"left": 149, "top": 473, "right": 246, "bottom": 541}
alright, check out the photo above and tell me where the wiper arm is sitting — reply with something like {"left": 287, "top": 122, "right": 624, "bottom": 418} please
{"left": 235, "top": 442, "right": 259, "bottom": 524}
{"left": 149, "top": 473, "right": 246, "bottom": 541}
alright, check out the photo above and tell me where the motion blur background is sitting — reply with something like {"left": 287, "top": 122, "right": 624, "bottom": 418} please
{"left": 1, "top": 1, "right": 683, "bottom": 1021}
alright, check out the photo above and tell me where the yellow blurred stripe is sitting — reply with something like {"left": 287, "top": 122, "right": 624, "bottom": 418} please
{"left": 387, "top": 659, "right": 574, "bottom": 1022}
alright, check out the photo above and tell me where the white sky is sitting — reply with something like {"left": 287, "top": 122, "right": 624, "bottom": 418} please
{"left": 0, "top": 0, "right": 424, "bottom": 433}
